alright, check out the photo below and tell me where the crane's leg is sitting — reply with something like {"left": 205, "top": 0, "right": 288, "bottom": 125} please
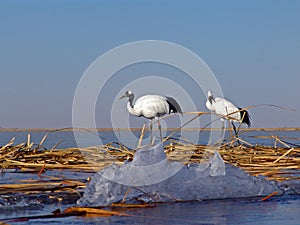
{"left": 149, "top": 120, "right": 153, "bottom": 145}
{"left": 231, "top": 121, "right": 241, "bottom": 145}
{"left": 231, "top": 121, "right": 238, "bottom": 136}
{"left": 221, "top": 119, "right": 225, "bottom": 141}
{"left": 157, "top": 119, "right": 162, "bottom": 142}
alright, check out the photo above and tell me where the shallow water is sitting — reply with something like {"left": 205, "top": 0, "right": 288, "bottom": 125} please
{"left": 0, "top": 130, "right": 300, "bottom": 224}
{"left": 2, "top": 197, "right": 300, "bottom": 225}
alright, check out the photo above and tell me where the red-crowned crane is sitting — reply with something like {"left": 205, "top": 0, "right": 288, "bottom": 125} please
{"left": 120, "top": 90, "right": 182, "bottom": 142}
{"left": 206, "top": 90, "right": 251, "bottom": 137}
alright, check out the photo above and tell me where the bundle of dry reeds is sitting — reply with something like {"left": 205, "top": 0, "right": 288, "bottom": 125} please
{"left": 165, "top": 140, "right": 300, "bottom": 181}
{"left": 0, "top": 131, "right": 299, "bottom": 197}
{"left": 1, "top": 130, "right": 300, "bottom": 222}
{"left": 0, "top": 134, "right": 124, "bottom": 172}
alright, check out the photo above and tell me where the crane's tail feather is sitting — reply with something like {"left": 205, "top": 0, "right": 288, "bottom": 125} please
{"left": 239, "top": 107, "right": 251, "bottom": 127}
{"left": 166, "top": 97, "right": 182, "bottom": 114}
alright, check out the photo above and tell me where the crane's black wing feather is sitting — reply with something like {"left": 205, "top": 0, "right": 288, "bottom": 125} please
{"left": 166, "top": 97, "right": 182, "bottom": 114}
{"left": 239, "top": 107, "right": 251, "bottom": 127}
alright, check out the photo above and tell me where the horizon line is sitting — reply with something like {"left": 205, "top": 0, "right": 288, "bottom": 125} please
{"left": 0, "top": 127, "right": 300, "bottom": 132}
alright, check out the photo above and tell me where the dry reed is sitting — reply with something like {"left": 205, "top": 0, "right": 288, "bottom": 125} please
{"left": 0, "top": 130, "right": 299, "bottom": 196}
{"left": 1, "top": 130, "right": 300, "bottom": 222}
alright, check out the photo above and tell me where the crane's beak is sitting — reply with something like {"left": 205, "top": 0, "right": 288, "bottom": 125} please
{"left": 119, "top": 94, "right": 126, "bottom": 100}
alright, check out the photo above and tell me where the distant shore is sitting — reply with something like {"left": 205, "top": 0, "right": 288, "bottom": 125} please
{"left": 0, "top": 127, "right": 300, "bottom": 132}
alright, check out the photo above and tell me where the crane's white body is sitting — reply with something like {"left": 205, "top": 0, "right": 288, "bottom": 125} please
{"left": 206, "top": 96, "right": 242, "bottom": 122}
{"left": 120, "top": 90, "right": 182, "bottom": 143}
{"left": 126, "top": 95, "right": 170, "bottom": 119}
{"left": 205, "top": 91, "right": 251, "bottom": 140}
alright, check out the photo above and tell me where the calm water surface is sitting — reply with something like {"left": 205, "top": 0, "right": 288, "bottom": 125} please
{"left": 2, "top": 197, "right": 300, "bottom": 225}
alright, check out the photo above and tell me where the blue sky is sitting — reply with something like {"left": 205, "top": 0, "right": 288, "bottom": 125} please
{"left": 0, "top": 0, "right": 299, "bottom": 128}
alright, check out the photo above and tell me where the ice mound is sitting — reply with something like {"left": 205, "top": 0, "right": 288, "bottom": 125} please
{"left": 78, "top": 143, "right": 280, "bottom": 206}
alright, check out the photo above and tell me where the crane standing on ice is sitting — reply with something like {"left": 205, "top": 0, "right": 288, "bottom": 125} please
{"left": 119, "top": 90, "right": 182, "bottom": 142}
{"left": 205, "top": 91, "right": 251, "bottom": 137}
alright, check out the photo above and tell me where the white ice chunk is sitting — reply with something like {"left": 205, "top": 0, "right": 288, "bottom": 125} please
{"left": 78, "top": 144, "right": 281, "bottom": 207}
{"left": 209, "top": 151, "right": 226, "bottom": 176}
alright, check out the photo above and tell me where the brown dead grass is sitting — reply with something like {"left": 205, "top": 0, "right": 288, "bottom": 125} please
{"left": 0, "top": 131, "right": 299, "bottom": 195}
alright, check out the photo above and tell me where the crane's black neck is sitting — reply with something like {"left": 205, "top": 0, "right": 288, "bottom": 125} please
{"left": 208, "top": 95, "right": 215, "bottom": 104}
{"left": 128, "top": 94, "right": 134, "bottom": 108}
